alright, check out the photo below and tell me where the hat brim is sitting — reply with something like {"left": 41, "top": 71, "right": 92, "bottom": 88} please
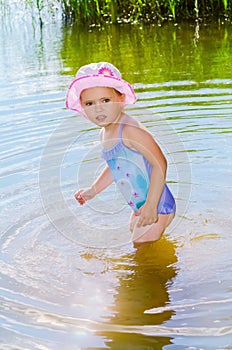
{"left": 66, "top": 75, "right": 136, "bottom": 113}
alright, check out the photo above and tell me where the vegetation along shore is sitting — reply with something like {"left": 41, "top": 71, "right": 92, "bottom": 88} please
{"left": 1, "top": 0, "right": 231, "bottom": 25}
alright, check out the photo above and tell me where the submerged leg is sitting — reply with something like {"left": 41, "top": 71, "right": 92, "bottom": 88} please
{"left": 130, "top": 212, "right": 174, "bottom": 243}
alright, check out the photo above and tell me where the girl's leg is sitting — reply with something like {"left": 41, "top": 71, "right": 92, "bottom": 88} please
{"left": 130, "top": 212, "right": 175, "bottom": 243}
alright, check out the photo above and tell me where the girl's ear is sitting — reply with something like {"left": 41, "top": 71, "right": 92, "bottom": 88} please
{"left": 120, "top": 93, "right": 126, "bottom": 103}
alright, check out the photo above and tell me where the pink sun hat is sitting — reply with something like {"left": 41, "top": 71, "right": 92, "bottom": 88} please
{"left": 66, "top": 62, "right": 136, "bottom": 113}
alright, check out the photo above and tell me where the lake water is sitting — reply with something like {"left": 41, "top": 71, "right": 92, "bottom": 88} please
{"left": 0, "top": 9, "right": 232, "bottom": 350}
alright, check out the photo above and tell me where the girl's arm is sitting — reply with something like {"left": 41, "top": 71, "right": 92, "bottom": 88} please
{"left": 92, "top": 165, "right": 114, "bottom": 194}
{"left": 123, "top": 121, "right": 167, "bottom": 227}
{"left": 75, "top": 165, "right": 114, "bottom": 204}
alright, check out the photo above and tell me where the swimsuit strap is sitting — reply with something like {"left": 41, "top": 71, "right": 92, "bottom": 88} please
{"left": 118, "top": 115, "right": 131, "bottom": 139}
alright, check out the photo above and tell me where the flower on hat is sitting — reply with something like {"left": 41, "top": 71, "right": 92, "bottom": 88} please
{"left": 98, "top": 67, "right": 114, "bottom": 77}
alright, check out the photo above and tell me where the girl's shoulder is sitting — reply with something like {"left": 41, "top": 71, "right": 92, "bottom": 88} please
{"left": 123, "top": 116, "right": 148, "bottom": 137}
{"left": 122, "top": 116, "right": 151, "bottom": 149}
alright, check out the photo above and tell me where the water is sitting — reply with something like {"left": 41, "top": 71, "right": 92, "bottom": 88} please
{"left": 0, "top": 10, "right": 232, "bottom": 349}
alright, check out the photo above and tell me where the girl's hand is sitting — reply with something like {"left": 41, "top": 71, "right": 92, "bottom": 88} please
{"left": 74, "top": 187, "right": 96, "bottom": 205}
{"left": 135, "top": 202, "right": 158, "bottom": 227}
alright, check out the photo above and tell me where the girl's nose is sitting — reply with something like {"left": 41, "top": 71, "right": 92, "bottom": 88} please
{"left": 95, "top": 102, "right": 103, "bottom": 112}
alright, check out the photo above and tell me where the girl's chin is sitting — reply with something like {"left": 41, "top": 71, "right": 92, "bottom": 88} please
{"left": 96, "top": 117, "right": 111, "bottom": 126}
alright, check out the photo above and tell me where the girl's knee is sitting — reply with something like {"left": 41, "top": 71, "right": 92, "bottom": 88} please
{"left": 131, "top": 212, "right": 175, "bottom": 244}
{"left": 132, "top": 220, "right": 164, "bottom": 243}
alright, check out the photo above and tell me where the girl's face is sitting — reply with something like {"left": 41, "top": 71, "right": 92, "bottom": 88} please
{"left": 80, "top": 87, "right": 125, "bottom": 126}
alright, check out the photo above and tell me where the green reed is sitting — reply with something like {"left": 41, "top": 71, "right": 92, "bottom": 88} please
{"left": 222, "top": 0, "right": 228, "bottom": 10}
{"left": 168, "top": 0, "right": 178, "bottom": 20}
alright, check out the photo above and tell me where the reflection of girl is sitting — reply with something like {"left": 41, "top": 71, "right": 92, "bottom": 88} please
{"left": 110, "top": 238, "right": 177, "bottom": 325}
{"left": 104, "top": 238, "right": 177, "bottom": 349}
{"left": 66, "top": 62, "right": 176, "bottom": 243}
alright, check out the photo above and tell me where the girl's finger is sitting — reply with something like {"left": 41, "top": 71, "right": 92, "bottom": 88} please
{"left": 74, "top": 192, "right": 85, "bottom": 204}
{"left": 137, "top": 217, "right": 144, "bottom": 227}
{"left": 135, "top": 208, "right": 142, "bottom": 216}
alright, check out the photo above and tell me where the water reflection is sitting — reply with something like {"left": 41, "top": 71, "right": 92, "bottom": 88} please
{"left": 61, "top": 22, "right": 232, "bottom": 84}
{"left": 102, "top": 238, "right": 177, "bottom": 349}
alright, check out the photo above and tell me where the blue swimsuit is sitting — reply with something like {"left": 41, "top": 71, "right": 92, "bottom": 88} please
{"left": 101, "top": 116, "right": 176, "bottom": 215}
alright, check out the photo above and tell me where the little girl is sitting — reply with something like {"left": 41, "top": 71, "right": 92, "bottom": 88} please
{"left": 66, "top": 62, "right": 176, "bottom": 243}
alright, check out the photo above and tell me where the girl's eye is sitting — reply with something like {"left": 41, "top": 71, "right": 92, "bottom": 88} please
{"left": 85, "top": 102, "right": 93, "bottom": 107}
{"left": 103, "top": 98, "right": 110, "bottom": 103}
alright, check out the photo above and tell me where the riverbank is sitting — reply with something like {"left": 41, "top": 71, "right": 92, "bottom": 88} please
{"left": 1, "top": 0, "right": 232, "bottom": 26}
{"left": 60, "top": 0, "right": 232, "bottom": 24}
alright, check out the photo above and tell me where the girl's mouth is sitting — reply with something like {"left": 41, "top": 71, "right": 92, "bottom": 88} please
{"left": 96, "top": 115, "right": 107, "bottom": 121}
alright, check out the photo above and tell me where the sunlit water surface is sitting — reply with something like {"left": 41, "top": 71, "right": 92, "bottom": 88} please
{"left": 0, "top": 11, "right": 232, "bottom": 350}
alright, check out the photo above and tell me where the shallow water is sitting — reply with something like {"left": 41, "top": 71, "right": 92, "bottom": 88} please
{"left": 0, "top": 11, "right": 232, "bottom": 350}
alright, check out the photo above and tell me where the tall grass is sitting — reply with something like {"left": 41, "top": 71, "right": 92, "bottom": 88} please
{"left": 61, "top": 0, "right": 100, "bottom": 22}
{"left": 60, "top": 0, "right": 232, "bottom": 23}
{"left": 1, "top": 0, "right": 231, "bottom": 24}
